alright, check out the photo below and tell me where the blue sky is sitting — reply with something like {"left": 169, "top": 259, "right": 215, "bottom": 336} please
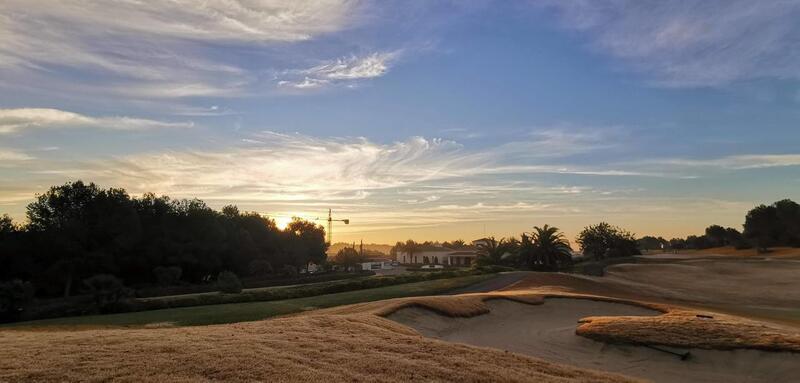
{"left": 1, "top": 1, "right": 799, "bottom": 243}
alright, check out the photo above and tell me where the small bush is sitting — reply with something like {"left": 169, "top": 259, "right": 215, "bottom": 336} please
{"left": 153, "top": 266, "right": 182, "bottom": 286}
{"left": 83, "top": 274, "right": 130, "bottom": 312}
{"left": 0, "top": 279, "right": 35, "bottom": 322}
{"left": 472, "top": 265, "right": 515, "bottom": 274}
{"left": 217, "top": 271, "right": 243, "bottom": 294}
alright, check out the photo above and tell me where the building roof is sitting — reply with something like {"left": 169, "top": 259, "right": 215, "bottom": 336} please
{"left": 363, "top": 257, "right": 392, "bottom": 263}
{"left": 447, "top": 251, "right": 477, "bottom": 256}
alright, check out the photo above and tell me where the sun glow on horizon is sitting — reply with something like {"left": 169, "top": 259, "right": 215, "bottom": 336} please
{"left": 272, "top": 212, "right": 320, "bottom": 230}
{"left": 273, "top": 215, "right": 294, "bottom": 230}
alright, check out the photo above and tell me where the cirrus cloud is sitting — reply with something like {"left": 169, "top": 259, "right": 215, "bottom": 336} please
{"left": 0, "top": 0, "right": 366, "bottom": 99}
{"left": 542, "top": 0, "right": 800, "bottom": 87}
{"left": 0, "top": 108, "right": 193, "bottom": 134}
{"left": 278, "top": 52, "right": 398, "bottom": 89}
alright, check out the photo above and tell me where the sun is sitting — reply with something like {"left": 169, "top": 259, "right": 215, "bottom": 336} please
{"left": 274, "top": 216, "right": 293, "bottom": 230}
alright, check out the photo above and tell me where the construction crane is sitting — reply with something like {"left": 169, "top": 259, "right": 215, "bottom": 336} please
{"left": 318, "top": 209, "right": 349, "bottom": 245}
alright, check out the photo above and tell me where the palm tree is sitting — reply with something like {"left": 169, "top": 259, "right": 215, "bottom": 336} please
{"left": 398, "top": 240, "right": 419, "bottom": 264}
{"left": 523, "top": 225, "right": 573, "bottom": 271}
{"left": 475, "top": 237, "right": 519, "bottom": 266}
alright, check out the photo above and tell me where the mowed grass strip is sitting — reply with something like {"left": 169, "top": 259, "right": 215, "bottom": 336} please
{"left": 4, "top": 274, "right": 496, "bottom": 328}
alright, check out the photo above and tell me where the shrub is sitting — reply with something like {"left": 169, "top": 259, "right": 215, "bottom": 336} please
{"left": 83, "top": 274, "right": 130, "bottom": 312}
{"left": 472, "top": 265, "right": 515, "bottom": 273}
{"left": 153, "top": 266, "right": 182, "bottom": 286}
{"left": 217, "top": 271, "right": 243, "bottom": 294}
{"left": 0, "top": 279, "right": 35, "bottom": 322}
{"left": 248, "top": 259, "right": 273, "bottom": 276}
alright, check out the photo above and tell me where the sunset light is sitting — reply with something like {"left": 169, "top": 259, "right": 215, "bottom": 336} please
{"left": 2, "top": 1, "right": 799, "bottom": 381}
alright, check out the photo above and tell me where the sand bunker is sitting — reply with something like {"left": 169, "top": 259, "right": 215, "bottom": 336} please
{"left": 389, "top": 298, "right": 800, "bottom": 383}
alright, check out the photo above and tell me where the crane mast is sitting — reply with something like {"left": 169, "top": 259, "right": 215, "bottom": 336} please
{"left": 324, "top": 209, "right": 349, "bottom": 245}
{"left": 327, "top": 209, "right": 332, "bottom": 245}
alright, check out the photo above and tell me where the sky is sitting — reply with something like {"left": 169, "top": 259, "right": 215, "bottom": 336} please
{"left": 1, "top": 0, "right": 800, "bottom": 244}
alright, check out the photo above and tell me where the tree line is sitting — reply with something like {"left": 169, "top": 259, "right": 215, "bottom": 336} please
{"left": 392, "top": 222, "right": 640, "bottom": 271}
{"left": 637, "top": 199, "right": 800, "bottom": 252}
{"left": 0, "top": 181, "right": 328, "bottom": 303}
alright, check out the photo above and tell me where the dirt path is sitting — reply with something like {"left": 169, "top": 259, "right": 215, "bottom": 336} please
{"left": 442, "top": 271, "right": 531, "bottom": 295}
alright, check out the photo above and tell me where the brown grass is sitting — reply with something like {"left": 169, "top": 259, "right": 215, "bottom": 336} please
{"left": 3, "top": 275, "right": 799, "bottom": 382}
{"left": 577, "top": 308, "right": 800, "bottom": 352}
{"left": 0, "top": 296, "right": 641, "bottom": 383}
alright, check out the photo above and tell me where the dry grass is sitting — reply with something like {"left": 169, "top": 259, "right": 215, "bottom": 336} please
{"left": 0, "top": 297, "right": 640, "bottom": 383}
{"left": 577, "top": 308, "right": 800, "bottom": 352}
{"left": 3, "top": 272, "right": 799, "bottom": 382}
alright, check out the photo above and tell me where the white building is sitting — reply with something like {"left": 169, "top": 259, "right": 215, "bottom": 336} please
{"left": 360, "top": 258, "right": 395, "bottom": 271}
{"left": 397, "top": 247, "right": 477, "bottom": 267}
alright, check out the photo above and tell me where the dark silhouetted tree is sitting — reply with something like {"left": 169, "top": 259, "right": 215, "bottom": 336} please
{"left": 521, "top": 225, "right": 573, "bottom": 271}
{"left": 576, "top": 222, "right": 640, "bottom": 260}
{"left": 332, "top": 247, "right": 365, "bottom": 272}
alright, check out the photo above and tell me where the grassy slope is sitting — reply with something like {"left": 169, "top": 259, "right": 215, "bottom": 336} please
{"left": 5, "top": 274, "right": 495, "bottom": 328}
{"left": 695, "top": 246, "right": 800, "bottom": 258}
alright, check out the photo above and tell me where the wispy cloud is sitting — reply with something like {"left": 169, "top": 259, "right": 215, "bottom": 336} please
{"left": 2, "top": 127, "right": 789, "bottom": 240}
{"left": 0, "top": 1, "right": 364, "bottom": 99}
{"left": 6, "top": 126, "right": 677, "bottom": 201}
{"left": 0, "top": 108, "right": 193, "bottom": 134}
{"left": 658, "top": 154, "right": 800, "bottom": 170}
{"left": 543, "top": 0, "right": 800, "bottom": 87}
{"left": 0, "top": 149, "right": 33, "bottom": 162}
{"left": 70, "top": 133, "right": 468, "bottom": 201}
{"left": 278, "top": 52, "right": 398, "bottom": 89}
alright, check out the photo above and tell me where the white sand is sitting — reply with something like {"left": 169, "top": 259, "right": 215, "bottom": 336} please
{"left": 388, "top": 298, "right": 800, "bottom": 383}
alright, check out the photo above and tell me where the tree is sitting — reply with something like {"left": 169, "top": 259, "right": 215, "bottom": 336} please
{"left": 442, "top": 239, "right": 467, "bottom": 249}
{"left": 724, "top": 227, "right": 749, "bottom": 249}
{"left": 705, "top": 225, "right": 728, "bottom": 247}
{"left": 669, "top": 238, "right": 687, "bottom": 250}
{"left": 774, "top": 199, "right": 800, "bottom": 246}
{"left": 686, "top": 235, "right": 712, "bottom": 249}
{"left": 0, "top": 214, "right": 15, "bottom": 234}
{"left": 576, "top": 222, "right": 640, "bottom": 260}
{"left": 332, "top": 247, "right": 366, "bottom": 272}
{"left": 522, "top": 225, "right": 573, "bottom": 271}
{"left": 744, "top": 204, "right": 780, "bottom": 252}
{"left": 475, "top": 237, "right": 518, "bottom": 266}
{"left": 637, "top": 236, "right": 665, "bottom": 251}
{"left": 25, "top": 181, "right": 120, "bottom": 297}
{"left": 283, "top": 219, "right": 328, "bottom": 269}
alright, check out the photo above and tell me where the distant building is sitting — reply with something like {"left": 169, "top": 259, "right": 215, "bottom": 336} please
{"left": 360, "top": 258, "right": 395, "bottom": 271}
{"left": 397, "top": 244, "right": 477, "bottom": 267}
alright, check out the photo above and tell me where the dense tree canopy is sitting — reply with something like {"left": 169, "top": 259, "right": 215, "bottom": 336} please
{"left": 641, "top": 199, "right": 798, "bottom": 252}
{"left": 576, "top": 222, "right": 640, "bottom": 260}
{"left": 744, "top": 199, "right": 800, "bottom": 250}
{"left": 0, "top": 181, "right": 328, "bottom": 299}
{"left": 331, "top": 247, "right": 367, "bottom": 271}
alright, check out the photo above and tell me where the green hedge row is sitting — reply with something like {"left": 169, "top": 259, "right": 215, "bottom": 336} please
{"left": 122, "top": 266, "right": 507, "bottom": 312}
{"left": 133, "top": 271, "right": 375, "bottom": 298}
